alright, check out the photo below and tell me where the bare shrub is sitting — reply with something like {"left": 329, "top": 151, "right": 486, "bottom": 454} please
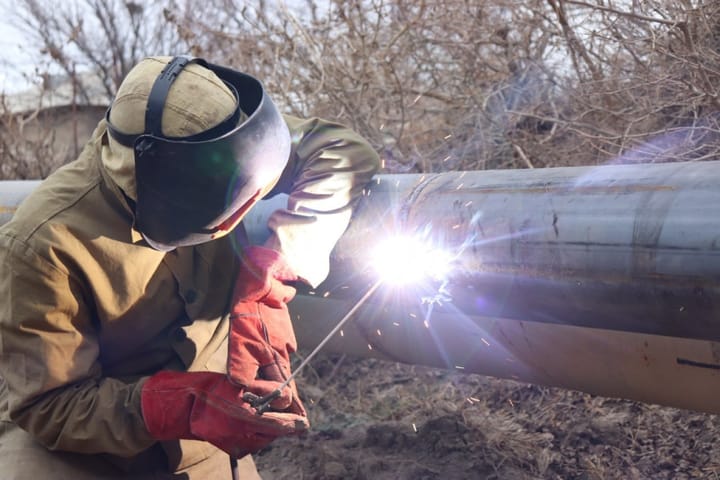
{"left": 13, "top": 0, "right": 187, "bottom": 100}
{"left": 5, "top": 0, "right": 720, "bottom": 176}
{"left": 0, "top": 100, "right": 107, "bottom": 180}
{"left": 170, "top": 0, "right": 720, "bottom": 172}
{"left": 0, "top": 99, "right": 61, "bottom": 179}
{"left": 542, "top": 0, "right": 720, "bottom": 166}
{"left": 1, "top": 0, "right": 189, "bottom": 179}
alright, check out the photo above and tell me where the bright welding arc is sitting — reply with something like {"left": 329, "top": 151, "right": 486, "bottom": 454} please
{"left": 371, "top": 235, "right": 452, "bottom": 285}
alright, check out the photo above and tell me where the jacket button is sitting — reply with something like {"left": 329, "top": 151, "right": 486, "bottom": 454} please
{"left": 185, "top": 289, "right": 197, "bottom": 304}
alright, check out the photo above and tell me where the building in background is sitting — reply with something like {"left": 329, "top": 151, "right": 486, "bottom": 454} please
{"left": 1, "top": 71, "right": 109, "bottom": 179}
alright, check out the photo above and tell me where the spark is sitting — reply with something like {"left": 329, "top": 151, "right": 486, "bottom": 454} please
{"left": 458, "top": 172, "right": 467, "bottom": 179}
{"left": 412, "top": 423, "right": 417, "bottom": 432}
{"left": 466, "top": 398, "right": 475, "bottom": 405}
{"left": 395, "top": 180, "right": 400, "bottom": 188}
{"left": 412, "top": 94, "right": 422, "bottom": 104}
{"left": 444, "top": 134, "right": 453, "bottom": 139}
{"left": 508, "top": 399, "right": 515, "bottom": 407}
{"left": 309, "top": 291, "right": 316, "bottom": 295}
{"left": 452, "top": 224, "right": 461, "bottom": 230}
{"left": 455, "top": 183, "right": 464, "bottom": 190}
{"left": 464, "top": 201, "right": 473, "bottom": 207}
{"left": 381, "top": 158, "right": 386, "bottom": 168}
{"left": 481, "top": 338, "right": 490, "bottom": 346}
{"left": 376, "top": 178, "right": 381, "bottom": 184}
{"left": 409, "top": 313, "right": 416, "bottom": 318}
{"left": 323, "top": 291, "right": 330, "bottom": 298}
{"left": 422, "top": 289, "right": 451, "bottom": 306}
{"left": 393, "top": 322, "right": 400, "bottom": 326}
{"left": 340, "top": 285, "right": 349, "bottom": 289}
{"left": 340, "top": 330, "right": 344, "bottom": 337}
{"left": 469, "top": 396, "right": 479, "bottom": 402}
{"left": 368, "top": 344, "right": 373, "bottom": 350}
{"left": 310, "top": 398, "right": 315, "bottom": 404}
{"left": 379, "top": 123, "right": 385, "bottom": 130}
{"left": 423, "top": 320, "right": 429, "bottom": 328}
{"left": 442, "top": 155, "right": 451, "bottom": 163}
{"left": 376, "top": 329, "right": 382, "bottom": 336}
{"left": 455, "top": 365, "right": 465, "bottom": 370}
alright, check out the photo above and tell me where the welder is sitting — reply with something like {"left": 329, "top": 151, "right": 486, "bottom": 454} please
{"left": 0, "top": 56, "right": 380, "bottom": 479}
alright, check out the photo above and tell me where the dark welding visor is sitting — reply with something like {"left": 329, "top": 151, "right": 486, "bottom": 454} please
{"left": 106, "top": 56, "right": 290, "bottom": 250}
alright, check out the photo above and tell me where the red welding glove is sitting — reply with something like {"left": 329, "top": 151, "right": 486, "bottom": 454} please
{"left": 227, "top": 246, "right": 305, "bottom": 415}
{"left": 141, "top": 371, "right": 308, "bottom": 458}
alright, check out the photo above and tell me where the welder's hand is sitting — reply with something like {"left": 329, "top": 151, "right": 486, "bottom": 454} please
{"left": 141, "top": 371, "right": 308, "bottom": 458}
{"left": 227, "top": 246, "right": 305, "bottom": 415}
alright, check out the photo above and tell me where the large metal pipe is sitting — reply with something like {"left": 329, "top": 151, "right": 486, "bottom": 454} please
{"left": 3, "top": 161, "right": 720, "bottom": 414}
{"left": 0, "top": 181, "right": 40, "bottom": 226}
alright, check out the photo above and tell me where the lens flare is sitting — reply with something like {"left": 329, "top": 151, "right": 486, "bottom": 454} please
{"left": 371, "top": 235, "right": 451, "bottom": 285}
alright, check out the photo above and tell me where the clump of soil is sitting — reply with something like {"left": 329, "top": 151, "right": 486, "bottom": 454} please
{"left": 255, "top": 354, "right": 720, "bottom": 479}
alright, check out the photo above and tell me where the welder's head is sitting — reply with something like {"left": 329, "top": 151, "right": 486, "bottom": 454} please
{"left": 103, "top": 55, "right": 290, "bottom": 251}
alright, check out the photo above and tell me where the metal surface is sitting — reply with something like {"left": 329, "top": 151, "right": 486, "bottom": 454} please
{"left": 321, "top": 161, "right": 720, "bottom": 343}
{"left": 0, "top": 180, "right": 41, "bottom": 226}
{"left": 3, "top": 161, "right": 720, "bottom": 414}
{"left": 288, "top": 161, "right": 720, "bottom": 414}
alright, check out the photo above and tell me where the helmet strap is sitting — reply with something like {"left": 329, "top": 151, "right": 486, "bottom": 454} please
{"left": 144, "top": 55, "right": 195, "bottom": 137}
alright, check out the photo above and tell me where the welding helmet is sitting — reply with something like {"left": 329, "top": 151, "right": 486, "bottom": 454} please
{"left": 105, "top": 55, "right": 291, "bottom": 250}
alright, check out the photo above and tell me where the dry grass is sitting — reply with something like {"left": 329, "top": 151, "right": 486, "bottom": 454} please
{"left": 256, "top": 354, "right": 720, "bottom": 479}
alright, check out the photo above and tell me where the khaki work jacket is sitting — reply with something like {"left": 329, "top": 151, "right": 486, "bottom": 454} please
{"left": 0, "top": 115, "right": 379, "bottom": 477}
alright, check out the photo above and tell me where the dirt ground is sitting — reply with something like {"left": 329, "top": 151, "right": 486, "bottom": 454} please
{"left": 255, "top": 353, "right": 720, "bottom": 480}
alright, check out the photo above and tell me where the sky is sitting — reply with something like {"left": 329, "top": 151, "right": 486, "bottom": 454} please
{"left": 0, "top": 2, "right": 37, "bottom": 93}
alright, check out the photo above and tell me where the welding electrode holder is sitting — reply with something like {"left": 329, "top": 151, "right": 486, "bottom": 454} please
{"left": 243, "top": 389, "right": 282, "bottom": 415}
{"left": 241, "top": 278, "right": 384, "bottom": 416}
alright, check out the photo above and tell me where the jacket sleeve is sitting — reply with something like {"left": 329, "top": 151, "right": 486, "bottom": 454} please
{"left": 264, "top": 115, "right": 380, "bottom": 287}
{"left": 0, "top": 234, "right": 154, "bottom": 456}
